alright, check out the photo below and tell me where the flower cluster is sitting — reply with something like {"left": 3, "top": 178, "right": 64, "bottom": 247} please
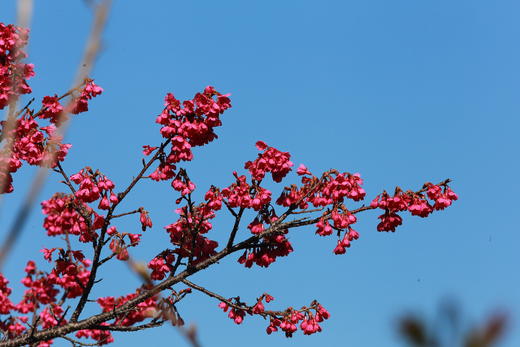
{"left": 0, "top": 117, "right": 72, "bottom": 193}
{"left": 97, "top": 289, "right": 159, "bottom": 326}
{"left": 0, "top": 23, "right": 33, "bottom": 110}
{"left": 39, "top": 95, "right": 64, "bottom": 124}
{"left": 0, "top": 274, "right": 13, "bottom": 315}
{"left": 149, "top": 86, "right": 231, "bottom": 176}
{"left": 164, "top": 204, "right": 219, "bottom": 266}
{"left": 70, "top": 168, "right": 118, "bottom": 208}
{"left": 38, "top": 80, "right": 102, "bottom": 125}
{"left": 41, "top": 193, "right": 101, "bottom": 242}
{"left": 221, "top": 172, "right": 272, "bottom": 211}
{"left": 240, "top": 213, "right": 293, "bottom": 268}
{"left": 277, "top": 166, "right": 366, "bottom": 209}
{"left": 148, "top": 250, "right": 175, "bottom": 280}
{"left": 52, "top": 256, "right": 91, "bottom": 299}
{"left": 139, "top": 208, "right": 153, "bottom": 231}
{"left": 0, "top": 22, "right": 103, "bottom": 195}
{"left": 273, "top": 166, "right": 367, "bottom": 253}
{"left": 218, "top": 293, "right": 274, "bottom": 326}
{"left": 171, "top": 170, "right": 196, "bottom": 196}
{"left": 238, "top": 232, "right": 293, "bottom": 268}
{"left": 0, "top": 248, "right": 92, "bottom": 341}
{"left": 70, "top": 80, "right": 103, "bottom": 115}
{"left": 218, "top": 295, "right": 329, "bottom": 337}
{"left": 370, "top": 182, "right": 458, "bottom": 232}
{"left": 75, "top": 324, "right": 114, "bottom": 345}
{"left": 245, "top": 141, "right": 293, "bottom": 183}
{"left": 39, "top": 305, "right": 66, "bottom": 329}
{"left": 108, "top": 228, "right": 142, "bottom": 261}
{"left": 0, "top": 81, "right": 102, "bottom": 195}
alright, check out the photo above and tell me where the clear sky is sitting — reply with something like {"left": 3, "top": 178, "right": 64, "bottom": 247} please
{"left": 1, "top": 1, "right": 519, "bottom": 346}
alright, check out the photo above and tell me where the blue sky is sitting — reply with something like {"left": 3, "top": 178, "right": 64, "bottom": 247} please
{"left": 1, "top": 1, "right": 519, "bottom": 346}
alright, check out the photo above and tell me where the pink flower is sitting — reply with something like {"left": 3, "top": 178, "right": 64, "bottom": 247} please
{"left": 142, "top": 145, "right": 158, "bottom": 156}
{"left": 296, "top": 164, "right": 311, "bottom": 176}
{"left": 255, "top": 141, "right": 267, "bottom": 151}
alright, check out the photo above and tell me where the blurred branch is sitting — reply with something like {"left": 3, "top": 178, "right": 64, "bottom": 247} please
{"left": 0, "top": 0, "right": 34, "bottom": 198}
{"left": 0, "top": 0, "right": 112, "bottom": 269}
{"left": 398, "top": 302, "right": 508, "bottom": 347}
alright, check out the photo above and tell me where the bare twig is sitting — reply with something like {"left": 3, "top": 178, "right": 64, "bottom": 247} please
{"left": 61, "top": 335, "right": 109, "bottom": 347}
{"left": 111, "top": 208, "right": 141, "bottom": 219}
{"left": 226, "top": 207, "right": 244, "bottom": 249}
{"left": 92, "top": 320, "right": 165, "bottom": 332}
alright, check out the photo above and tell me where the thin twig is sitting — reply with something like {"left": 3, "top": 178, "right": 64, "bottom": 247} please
{"left": 226, "top": 207, "right": 244, "bottom": 249}
{"left": 55, "top": 162, "right": 76, "bottom": 193}
{"left": 111, "top": 208, "right": 141, "bottom": 219}
{"left": 181, "top": 279, "right": 286, "bottom": 317}
{"left": 92, "top": 320, "right": 165, "bottom": 332}
{"left": 61, "top": 335, "right": 109, "bottom": 346}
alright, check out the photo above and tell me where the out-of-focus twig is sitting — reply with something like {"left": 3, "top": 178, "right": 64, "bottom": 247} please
{"left": 0, "top": 0, "right": 112, "bottom": 269}
{"left": 0, "top": 0, "right": 33, "bottom": 199}
{"left": 398, "top": 302, "right": 509, "bottom": 347}
{"left": 17, "top": 0, "right": 33, "bottom": 30}
{"left": 122, "top": 255, "right": 202, "bottom": 347}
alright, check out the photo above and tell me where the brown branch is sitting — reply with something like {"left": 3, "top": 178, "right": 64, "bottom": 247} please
{"left": 55, "top": 162, "right": 76, "bottom": 194}
{"left": 92, "top": 320, "right": 165, "bottom": 332}
{"left": 60, "top": 335, "right": 109, "bottom": 346}
{"left": 111, "top": 209, "right": 141, "bottom": 219}
{"left": 14, "top": 97, "right": 34, "bottom": 117}
{"left": 109, "top": 139, "right": 170, "bottom": 210}
{"left": 226, "top": 207, "right": 245, "bottom": 249}
{"left": 222, "top": 200, "right": 237, "bottom": 217}
{"left": 97, "top": 252, "right": 117, "bottom": 266}
{"left": 290, "top": 207, "right": 324, "bottom": 214}
{"left": 181, "top": 279, "right": 286, "bottom": 318}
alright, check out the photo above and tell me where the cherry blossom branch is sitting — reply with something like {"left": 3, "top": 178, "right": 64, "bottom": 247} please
{"left": 1, "top": 172, "right": 455, "bottom": 346}
{"left": 181, "top": 279, "right": 285, "bottom": 318}
{"left": 284, "top": 178, "right": 453, "bottom": 231}
{"left": 275, "top": 177, "right": 324, "bottom": 225}
{"left": 53, "top": 162, "right": 93, "bottom": 230}
{"left": 0, "top": 230, "right": 252, "bottom": 346}
{"left": 285, "top": 205, "right": 376, "bottom": 229}
{"left": 70, "top": 139, "right": 170, "bottom": 323}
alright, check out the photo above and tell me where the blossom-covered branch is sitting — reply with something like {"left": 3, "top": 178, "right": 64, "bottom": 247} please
{"left": 0, "top": 21, "right": 458, "bottom": 347}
